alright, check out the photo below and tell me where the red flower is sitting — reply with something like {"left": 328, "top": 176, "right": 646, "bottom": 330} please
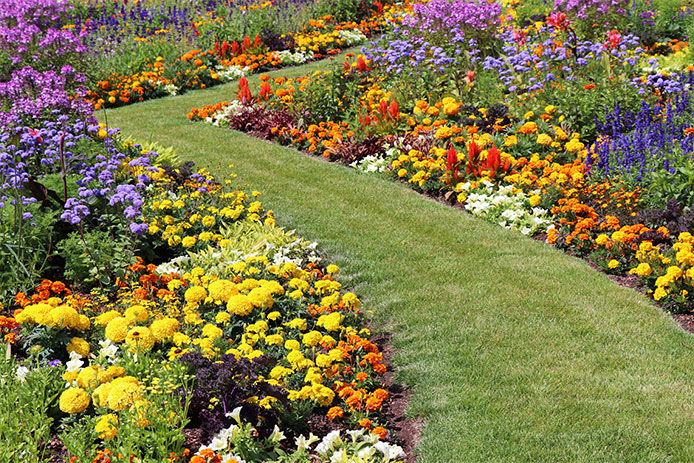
{"left": 605, "top": 30, "right": 622, "bottom": 49}
{"left": 584, "top": 84, "right": 596, "bottom": 90}
{"left": 389, "top": 100, "right": 399, "bottom": 119}
{"left": 547, "top": 11, "right": 569, "bottom": 30}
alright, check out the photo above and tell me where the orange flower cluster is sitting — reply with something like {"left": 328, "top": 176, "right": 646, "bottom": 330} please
{"left": 274, "top": 121, "right": 353, "bottom": 157}
{"left": 186, "top": 101, "right": 232, "bottom": 121}
{"left": 14, "top": 279, "right": 72, "bottom": 308}
{"left": 115, "top": 257, "right": 178, "bottom": 301}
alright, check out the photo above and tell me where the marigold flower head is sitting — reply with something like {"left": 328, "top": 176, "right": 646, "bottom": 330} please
{"left": 227, "top": 294, "right": 254, "bottom": 316}
{"left": 59, "top": 387, "right": 91, "bottom": 414}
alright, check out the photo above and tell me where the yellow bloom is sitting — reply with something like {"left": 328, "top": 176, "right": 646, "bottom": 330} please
{"left": 66, "top": 337, "right": 90, "bottom": 358}
{"left": 202, "top": 323, "right": 223, "bottom": 340}
{"left": 150, "top": 318, "right": 180, "bottom": 343}
{"left": 59, "top": 387, "right": 91, "bottom": 414}
{"left": 107, "top": 377, "right": 143, "bottom": 411}
{"left": 208, "top": 279, "right": 239, "bottom": 302}
{"left": 125, "top": 326, "right": 156, "bottom": 352}
{"left": 105, "top": 317, "right": 130, "bottom": 343}
{"left": 184, "top": 286, "right": 207, "bottom": 305}
{"left": 95, "top": 413, "right": 119, "bottom": 439}
{"left": 227, "top": 294, "right": 254, "bottom": 316}
{"left": 124, "top": 305, "right": 149, "bottom": 324}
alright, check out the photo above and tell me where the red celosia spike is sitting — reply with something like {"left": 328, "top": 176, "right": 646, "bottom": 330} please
{"left": 446, "top": 145, "right": 458, "bottom": 169}
{"left": 389, "top": 100, "right": 399, "bottom": 119}
{"left": 231, "top": 41, "right": 240, "bottom": 56}
{"left": 468, "top": 140, "right": 480, "bottom": 163}
{"left": 254, "top": 34, "right": 262, "bottom": 47}
{"left": 487, "top": 143, "right": 501, "bottom": 171}
{"left": 378, "top": 100, "right": 389, "bottom": 116}
{"left": 356, "top": 56, "right": 368, "bottom": 71}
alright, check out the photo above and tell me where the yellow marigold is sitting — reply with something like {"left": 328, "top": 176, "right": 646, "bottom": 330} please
{"left": 95, "top": 413, "right": 118, "bottom": 440}
{"left": 208, "top": 279, "right": 239, "bottom": 302}
{"left": 326, "top": 264, "right": 340, "bottom": 275}
{"left": 227, "top": 294, "right": 254, "bottom": 316}
{"left": 536, "top": 133, "right": 552, "bottom": 146}
{"left": 77, "top": 366, "right": 101, "bottom": 390}
{"left": 504, "top": 135, "right": 518, "bottom": 147}
{"left": 59, "top": 387, "right": 91, "bottom": 414}
{"left": 237, "top": 278, "right": 259, "bottom": 291}
{"left": 595, "top": 234, "right": 609, "bottom": 246}
{"left": 202, "top": 323, "right": 223, "bottom": 340}
{"left": 49, "top": 305, "right": 80, "bottom": 329}
{"left": 185, "top": 286, "right": 207, "bottom": 305}
{"left": 311, "top": 383, "right": 335, "bottom": 407}
{"left": 317, "top": 312, "right": 343, "bottom": 331}
{"left": 105, "top": 317, "right": 130, "bottom": 343}
{"left": 316, "top": 353, "right": 332, "bottom": 368}
{"left": 150, "top": 317, "right": 180, "bottom": 343}
{"left": 125, "top": 326, "right": 155, "bottom": 352}
{"left": 66, "top": 337, "right": 90, "bottom": 358}
{"left": 215, "top": 311, "right": 231, "bottom": 324}
{"left": 248, "top": 287, "right": 274, "bottom": 309}
{"left": 518, "top": 121, "right": 538, "bottom": 134}
{"left": 265, "top": 334, "right": 283, "bottom": 346}
{"left": 260, "top": 280, "right": 284, "bottom": 295}
{"left": 93, "top": 382, "right": 112, "bottom": 408}
{"left": 653, "top": 287, "right": 667, "bottom": 301}
{"left": 285, "top": 318, "right": 307, "bottom": 331}
{"left": 565, "top": 138, "right": 585, "bottom": 152}
{"left": 321, "top": 293, "right": 340, "bottom": 307}
{"left": 182, "top": 236, "right": 197, "bottom": 248}
{"left": 608, "top": 259, "right": 619, "bottom": 269}
{"left": 107, "top": 377, "right": 143, "bottom": 411}
{"left": 285, "top": 339, "right": 301, "bottom": 350}
{"left": 342, "top": 292, "right": 360, "bottom": 309}
{"left": 173, "top": 332, "right": 191, "bottom": 346}
{"left": 124, "top": 305, "right": 150, "bottom": 324}
{"left": 303, "top": 330, "right": 322, "bottom": 347}
{"left": 630, "top": 263, "right": 652, "bottom": 277}
{"left": 76, "top": 314, "right": 91, "bottom": 331}
{"left": 15, "top": 303, "right": 50, "bottom": 325}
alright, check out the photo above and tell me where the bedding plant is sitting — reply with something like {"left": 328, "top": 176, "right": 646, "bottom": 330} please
{"left": 188, "top": 0, "right": 694, "bottom": 314}
{"left": 0, "top": 0, "right": 408, "bottom": 460}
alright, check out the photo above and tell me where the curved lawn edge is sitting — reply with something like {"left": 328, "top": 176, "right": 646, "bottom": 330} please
{"left": 105, "top": 74, "right": 694, "bottom": 462}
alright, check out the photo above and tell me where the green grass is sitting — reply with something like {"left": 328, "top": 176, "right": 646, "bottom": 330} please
{"left": 104, "top": 52, "right": 694, "bottom": 462}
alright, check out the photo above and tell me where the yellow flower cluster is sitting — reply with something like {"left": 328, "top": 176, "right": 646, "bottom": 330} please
{"left": 16, "top": 302, "right": 90, "bottom": 331}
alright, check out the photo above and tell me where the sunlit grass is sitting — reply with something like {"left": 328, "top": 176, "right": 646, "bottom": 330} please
{"left": 105, "top": 51, "right": 694, "bottom": 462}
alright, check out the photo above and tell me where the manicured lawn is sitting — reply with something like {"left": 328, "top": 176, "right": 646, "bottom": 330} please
{"left": 104, "top": 54, "right": 694, "bottom": 462}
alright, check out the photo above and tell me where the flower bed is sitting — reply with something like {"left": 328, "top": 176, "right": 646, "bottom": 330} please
{"left": 188, "top": 0, "right": 694, "bottom": 314}
{"left": 0, "top": 66, "right": 406, "bottom": 463}
{"left": 0, "top": 1, "right": 409, "bottom": 460}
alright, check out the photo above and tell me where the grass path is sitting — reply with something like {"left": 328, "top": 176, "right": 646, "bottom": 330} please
{"left": 104, "top": 52, "right": 694, "bottom": 462}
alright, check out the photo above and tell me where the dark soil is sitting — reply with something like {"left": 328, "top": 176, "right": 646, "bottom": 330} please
{"left": 371, "top": 332, "right": 421, "bottom": 463}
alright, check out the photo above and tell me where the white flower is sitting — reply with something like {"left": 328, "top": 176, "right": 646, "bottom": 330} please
{"left": 316, "top": 430, "right": 341, "bottom": 455}
{"left": 221, "top": 456, "right": 245, "bottom": 463}
{"left": 208, "top": 435, "right": 228, "bottom": 452}
{"left": 99, "top": 339, "right": 119, "bottom": 359}
{"left": 226, "top": 406, "right": 243, "bottom": 424}
{"left": 329, "top": 449, "right": 346, "bottom": 463}
{"left": 268, "top": 425, "right": 285, "bottom": 443}
{"left": 15, "top": 366, "right": 29, "bottom": 382}
{"left": 346, "top": 429, "right": 365, "bottom": 441}
{"left": 295, "top": 433, "right": 319, "bottom": 450}
{"left": 65, "top": 352, "right": 84, "bottom": 372}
